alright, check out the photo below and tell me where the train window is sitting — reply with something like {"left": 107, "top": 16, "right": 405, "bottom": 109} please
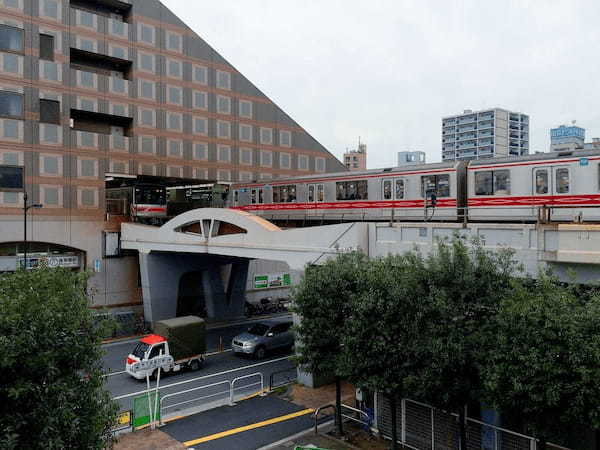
{"left": 134, "top": 186, "right": 166, "bottom": 205}
{"left": 494, "top": 170, "right": 510, "bottom": 195}
{"left": 421, "top": 174, "right": 450, "bottom": 198}
{"left": 475, "top": 171, "right": 493, "bottom": 195}
{"left": 475, "top": 170, "right": 510, "bottom": 196}
{"left": 258, "top": 188, "right": 264, "bottom": 204}
{"left": 382, "top": 180, "right": 392, "bottom": 200}
{"left": 233, "top": 190, "right": 239, "bottom": 205}
{"left": 535, "top": 170, "right": 549, "bottom": 194}
{"left": 272, "top": 185, "right": 296, "bottom": 203}
{"left": 308, "top": 185, "right": 315, "bottom": 202}
{"left": 336, "top": 180, "right": 368, "bottom": 201}
{"left": 251, "top": 189, "right": 257, "bottom": 204}
{"left": 395, "top": 179, "right": 405, "bottom": 199}
{"left": 555, "top": 168, "right": 569, "bottom": 194}
{"left": 317, "top": 184, "right": 324, "bottom": 202}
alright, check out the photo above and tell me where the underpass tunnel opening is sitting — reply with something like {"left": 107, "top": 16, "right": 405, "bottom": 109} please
{"left": 176, "top": 270, "right": 207, "bottom": 318}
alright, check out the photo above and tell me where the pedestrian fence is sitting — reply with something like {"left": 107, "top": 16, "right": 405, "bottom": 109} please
{"left": 313, "top": 403, "right": 372, "bottom": 435}
{"left": 376, "top": 395, "right": 571, "bottom": 450}
{"left": 269, "top": 366, "right": 298, "bottom": 390}
{"left": 110, "top": 355, "right": 290, "bottom": 433}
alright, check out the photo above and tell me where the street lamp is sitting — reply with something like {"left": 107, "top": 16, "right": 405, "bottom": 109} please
{"left": 23, "top": 192, "right": 42, "bottom": 270}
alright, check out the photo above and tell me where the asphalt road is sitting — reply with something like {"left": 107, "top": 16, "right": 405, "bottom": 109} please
{"left": 101, "top": 315, "right": 292, "bottom": 374}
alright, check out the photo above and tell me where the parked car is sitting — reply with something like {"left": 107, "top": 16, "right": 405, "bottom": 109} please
{"left": 232, "top": 319, "right": 294, "bottom": 359}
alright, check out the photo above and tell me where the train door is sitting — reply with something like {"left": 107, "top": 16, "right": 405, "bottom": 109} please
{"left": 307, "top": 184, "right": 324, "bottom": 203}
{"left": 533, "top": 167, "right": 552, "bottom": 198}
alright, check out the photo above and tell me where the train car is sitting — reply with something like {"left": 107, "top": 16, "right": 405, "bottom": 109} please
{"left": 230, "top": 162, "right": 466, "bottom": 222}
{"left": 106, "top": 183, "right": 167, "bottom": 221}
{"left": 467, "top": 150, "right": 600, "bottom": 222}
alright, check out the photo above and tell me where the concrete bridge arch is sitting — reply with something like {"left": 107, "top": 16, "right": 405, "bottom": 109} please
{"left": 121, "top": 208, "right": 367, "bottom": 322}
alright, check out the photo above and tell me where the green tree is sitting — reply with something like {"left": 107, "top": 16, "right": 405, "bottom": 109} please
{"left": 340, "top": 253, "right": 430, "bottom": 450}
{"left": 0, "top": 268, "right": 118, "bottom": 449}
{"left": 481, "top": 273, "right": 600, "bottom": 449}
{"left": 293, "top": 251, "right": 370, "bottom": 436}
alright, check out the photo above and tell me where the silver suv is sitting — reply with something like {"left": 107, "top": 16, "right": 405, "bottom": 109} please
{"left": 232, "top": 319, "right": 294, "bottom": 359}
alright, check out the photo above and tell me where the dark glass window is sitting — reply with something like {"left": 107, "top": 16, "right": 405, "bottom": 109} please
{"left": 39, "top": 34, "right": 54, "bottom": 61}
{"left": 0, "top": 24, "right": 23, "bottom": 53}
{"left": 39, "top": 99, "right": 60, "bottom": 124}
{"left": 134, "top": 186, "right": 166, "bottom": 205}
{"left": 555, "top": 168, "right": 569, "bottom": 194}
{"left": 421, "top": 174, "right": 450, "bottom": 198}
{"left": 0, "top": 91, "right": 23, "bottom": 118}
{"left": 336, "top": 180, "right": 368, "bottom": 200}
{"left": 248, "top": 323, "right": 269, "bottom": 336}
{"left": 474, "top": 170, "right": 510, "bottom": 196}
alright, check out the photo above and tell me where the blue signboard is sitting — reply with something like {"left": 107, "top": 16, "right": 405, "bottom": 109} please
{"left": 580, "top": 158, "right": 589, "bottom": 166}
{"left": 551, "top": 126, "right": 585, "bottom": 140}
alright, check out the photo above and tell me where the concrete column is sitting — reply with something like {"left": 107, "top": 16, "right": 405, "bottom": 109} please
{"left": 138, "top": 251, "right": 180, "bottom": 324}
{"left": 202, "top": 260, "right": 248, "bottom": 321}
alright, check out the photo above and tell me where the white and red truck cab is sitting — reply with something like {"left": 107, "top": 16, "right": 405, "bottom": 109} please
{"left": 125, "top": 316, "right": 206, "bottom": 380}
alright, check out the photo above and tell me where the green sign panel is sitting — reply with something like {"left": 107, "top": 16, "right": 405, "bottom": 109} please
{"left": 254, "top": 273, "right": 292, "bottom": 289}
{"left": 132, "top": 392, "right": 161, "bottom": 428}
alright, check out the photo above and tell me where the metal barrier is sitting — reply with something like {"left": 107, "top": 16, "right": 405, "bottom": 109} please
{"left": 230, "top": 373, "right": 265, "bottom": 405}
{"left": 340, "top": 404, "right": 371, "bottom": 428}
{"left": 269, "top": 367, "right": 297, "bottom": 391}
{"left": 313, "top": 404, "right": 336, "bottom": 434}
{"left": 159, "top": 379, "right": 232, "bottom": 425}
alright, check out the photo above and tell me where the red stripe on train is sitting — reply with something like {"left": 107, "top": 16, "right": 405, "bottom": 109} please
{"left": 232, "top": 199, "right": 457, "bottom": 211}
{"left": 468, "top": 194, "right": 600, "bottom": 207}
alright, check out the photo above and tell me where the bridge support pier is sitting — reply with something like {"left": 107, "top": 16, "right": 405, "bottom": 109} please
{"left": 138, "top": 251, "right": 249, "bottom": 324}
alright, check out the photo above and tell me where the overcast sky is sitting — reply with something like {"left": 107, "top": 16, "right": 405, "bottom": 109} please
{"left": 163, "top": 0, "right": 600, "bottom": 169}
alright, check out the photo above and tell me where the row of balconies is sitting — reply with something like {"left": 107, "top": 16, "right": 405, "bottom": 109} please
{"left": 442, "top": 112, "right": 495, "bottom": 127}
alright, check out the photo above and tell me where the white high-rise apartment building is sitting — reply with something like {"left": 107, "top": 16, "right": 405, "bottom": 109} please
{"left": 442, "top": 108, "right": 529, "bottom": 161}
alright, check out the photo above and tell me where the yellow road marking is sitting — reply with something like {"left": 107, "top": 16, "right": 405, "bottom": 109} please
{"left": 183, "top": 408, "right": 315, "bottom": 447}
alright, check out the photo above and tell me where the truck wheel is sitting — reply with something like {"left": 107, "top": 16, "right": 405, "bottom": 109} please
{"left": 254, "top": 346, "right": 266, "bottom": 360}
{"left": 190, "top": 359, "right": 201, "bottom": 371}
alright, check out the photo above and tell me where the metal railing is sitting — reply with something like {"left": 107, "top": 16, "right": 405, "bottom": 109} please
{"left": 314, "top": 404, "right": 336, "bottom": 434}
{"left": 230, "top": 372, "right": 265, "bottom": 405}
{"left": 313, "top": 403, "right": 372, "bottom": 436}
{"left": 268, "top": 367, "right": 297, "bottom": 391}
{"left": 377, "top": 397, "right": 569, "bottom": 450}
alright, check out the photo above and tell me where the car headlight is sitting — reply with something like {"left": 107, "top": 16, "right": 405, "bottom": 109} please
{"left": 243, "top": 342, "right": 253, "bottom": 347}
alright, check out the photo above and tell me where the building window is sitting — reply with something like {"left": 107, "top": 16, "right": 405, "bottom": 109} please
{"left": 39, "top": 99, "right": 60, "bottom": 124}
{"left": 110, "top": 45, "right": 126, "bottom": 60}
{"left": 279, "top": 153, "right": 291, "bottom": 169}
{"left": 80, "top": 188, "right": 96, "bottom": 207}
{"left": 139, "top": 108, "right": 154, "bottom": 127}
{"left": 239, "top": 100, "right": 252, "bottom": 118}
{"left": 279, "top": 130, "right": 292, "bottom": 147}
{"left": 139, "top": 80, "right": 155, "bottom": 99}
{"left": 80, "top": 159, "right": 96, "bottom": 178}
{"left": 240, "top": 147, "right": 253, "bottom": 165}
{"left": 193, "top": 91, "right": 207, "bottom": 109}
{"left": 260, "top": 150, "right": 272, "bottom": 167}
{"left": 139, "top": 24, "right": 155, "bottom": 45}
{"left": 193, "top": 143, "right": 207, "bottom": 160}
{"left": 41, "top": 0, "right": 58, "bottom": 19}
{"left": 474, "top": 170, "right": 511, "bottom": 196}
{"left": 298, "top": 154, "right": 309, "bottom": 171}
{"left": 194, "top": 168, "right": 208, "bottom": 180}
{"left": 260, "top": 127, "right": 273, "bottom": 145}
{"left": 2, "top": 52, "right": 20, "bottom": 74}
{"left": 140, "top": 136, "right": 155, "bottom": 154}
{"left": 140, "top": 164, "right": 155, "bottom": 175}
{"left": 41, "top": 154, "right": 59, "bottom": 175}
{"left": 217, "top": 95, "right": 231, "bottom": 114}
{"left": 194, "top": 65, "right": 207, "bottom": 84}
{"left": 111, "top": 160, "right": 127, "bottom": 173}
{"left": 315, "top": 157, "right": 326, "bottom": 172}
{"left": 78, "top": 71, "right": 95, "bottom": 88}
{"left": 217, "top": 170, "right": 230, "bottom": 181}
{"left": 167, "top": 112, "right": 182, "bottom": 131}
{"left": 40, "top": 123, "right": 59, "bottom": 144}
{"left": 39, "top": 34, "right": 54, "bottom": 61}
{"left": 77, "top": 37, "right": 96, "bottom": 52}
{"left": 42, "top": 186, "right": 59, "bottom": 206}
{"left": 0, "top": 24, "right": 23, "bottom": 53}
{"left": 0, "top": 91, "right": 23, "bottom": 118}
{"left": 217, "top": 121, "right": 230, "bottom": 139}
{"left": 40, "top": 61, "right": 59, "bottom": 81}
{"left": 167, "top": 32, "right": 182, "bottom": 52}
{"left": 168, "top": 59, "right": 182, "bottom": 78}
{"left": 78, "top": 98, "right": 95, "bottom": 112}
{"left": 239, "top": 171, "right": 252, "bottom": 182}
{"left": 218, "top": 145, "right": 230, "bottom": 162}
{"left": 216, "top": 70, "right": 231, "bottom": 90}
{"left": 139, "top": 53, "right": 154, "bottom": 72}
{"left": 194, "top": 117, "right": 207, "bottom": 135}
{"left": 2, "top": 151, "right": 19, "bottom": 165}
{"left": 168, "top": 86, "right": 182, "bottom": 105}
{"left": 77, "top": 9, "right": 96, "bottom": 28}
{"left": 239, "top": 124, "right": 252, "bottom": 142}
{"left": 336, "top": 180, "right": 368, "bottom": 200}
{"left": 168, "top": 140, "right": 182, "bottom": 158}
{"left": 168, "top": 166, "right": 181, "bottom": 177}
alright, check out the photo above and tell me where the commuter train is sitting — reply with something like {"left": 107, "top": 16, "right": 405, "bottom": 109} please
{"left": 229, "top": 150, "right": 600, "bottom": 223}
